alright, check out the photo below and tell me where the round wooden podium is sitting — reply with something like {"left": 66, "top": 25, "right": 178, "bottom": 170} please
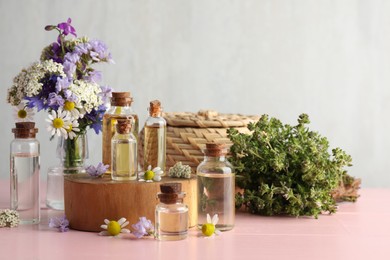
{"left": 64, "top": 174, "right": 197, "bottom": 232}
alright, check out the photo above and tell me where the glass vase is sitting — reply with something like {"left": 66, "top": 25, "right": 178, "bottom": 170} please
{"left": 57, "top": 134, "right": 88, "bottom": 174}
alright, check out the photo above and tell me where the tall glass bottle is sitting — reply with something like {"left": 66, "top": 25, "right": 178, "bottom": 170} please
{"left": 155, "top": 183, "right": 188, "bottom": 241}
{"left": 144, "top": 100, "right": 166, "bottom": 172}
{"left": 197, "top": 143, "right": 235, "bottom": 231}
{"left": 10, "top": 122, "right": 40, "bottom": 224}
{"left": 111, "top": 118, "right": 137, "bottom": 181}
{"left": 103, "top": 92, "right": 139, "bottom": 173}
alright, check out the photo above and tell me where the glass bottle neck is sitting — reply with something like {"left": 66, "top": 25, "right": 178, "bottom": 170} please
{"left": 204, "top": 155, "right": 227, "bottom": 162}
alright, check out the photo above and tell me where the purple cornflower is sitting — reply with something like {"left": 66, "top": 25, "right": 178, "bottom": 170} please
{"left": 86, "top": 162, "right": 108, "bottom": 177}
{"left": 49, "top": 215, "right": 69, "bottom": 232}
{"left": 131, "top": 217, "right": 154, "bottom": 238}
{"left": 57, "top": 18, "right": 77, "bottom": 38}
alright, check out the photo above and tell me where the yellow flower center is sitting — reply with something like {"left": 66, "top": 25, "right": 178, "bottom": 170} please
{"left": 66, "top": 125, "right": 73, "bottom": 132}
{"left": 107, "top": 221, "right": 121, "bottom": 236}
{"left": 17, "top": 109, "right": 27, "bottom": 119}
{"left": 202, "top": 223, "right": 215, "bottom": 236}
{"left": 53, "top": 118, "right": 64, "bottom": 129}
{"left": 64, "top": 101, "right": 75, "bottom": 111}
{"left": 144, "top": 170, "right": 155, "bottom": 181}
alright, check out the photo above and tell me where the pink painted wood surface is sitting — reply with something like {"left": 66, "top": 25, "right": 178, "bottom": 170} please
{"left": 1, "top": 184, "right": 390, "bottom": 260}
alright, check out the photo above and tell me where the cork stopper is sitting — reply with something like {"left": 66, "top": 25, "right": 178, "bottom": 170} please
{"left": 12, "top": 122, "right": 38, "bottom": 138}
{"left": 115, "top": 118, "right": 132, "bottom": 134}
{"left": 111, "top": 92, "right": 133, "bottom": 106}
{"left": 149, "top": 100, "right": 162, "bottom": 117}
{"left": 157, "top": 183, "right": 185, "bottom": 204}
{"left": 204, "top": 142, "right": 228, "bottom": 157}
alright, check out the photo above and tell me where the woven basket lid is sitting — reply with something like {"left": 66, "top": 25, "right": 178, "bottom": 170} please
{"left": 163, "top": 110, "right": 259, "bottom": 128}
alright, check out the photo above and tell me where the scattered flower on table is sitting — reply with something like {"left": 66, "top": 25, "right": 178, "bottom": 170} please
{"left": 86, "top": 162, "right": 109, "bottom": 177}
{"left": 138, "top": 165, "right": 163, "bottom": 182}
{"left": 168, "top": 162, "right": 192, "bottom": 179}
{"left": 131, "top": 217, "right": 154, "bottom": 238}
{"left": 49, "top": 215, "right": 69, "bottom": 232}
{"left": 0, "top": 209, "right": 20, "bottom": 228}
{"left": 6, "top": 18, "right": 113, "bottom": 140}
{"left": 13, "top": 104, "right": 35, "bottom": 122}
{"left": 201, "top": 214, "right": 221, "bottom": 237}
{"left": 99, "top": 218, "right": 130, "bottom": 236}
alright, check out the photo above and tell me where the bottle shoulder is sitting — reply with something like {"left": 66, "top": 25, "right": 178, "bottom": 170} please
{"left": 145, "top": 116, "right": 166, "bottom": 127}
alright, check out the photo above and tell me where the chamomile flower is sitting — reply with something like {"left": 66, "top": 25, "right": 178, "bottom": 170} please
{"left": 63, "top": 100, "right": 82, "bottom": 119}
{"left": 66, "top": 118, "right": 80, "bottom": 139}
{"left": 138, "top": 165, "right": 164, "bottom": 182}
{"left": 13, "top": 104, "right": 34, "bottom": 122}
{"left": 46, "top": 109, "right": 71, "bottom": 138}
{"left": 201, "top": 214, "right": 221, "bottom": 237}
{"left": 99, "top": 218, "right": 130, "bottom": 236}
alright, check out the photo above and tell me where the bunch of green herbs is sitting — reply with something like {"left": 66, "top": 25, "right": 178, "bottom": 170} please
{"left": 227, "top": 114, "right": 353, "bottom": 218}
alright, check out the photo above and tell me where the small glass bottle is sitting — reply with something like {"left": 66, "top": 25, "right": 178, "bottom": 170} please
{"left": 197, "top": 143, "right": 235, "bottom": 231}
{"left": 155, "top": 183, "right": 188, "bottom": 241}
{"left": 102, "top": 92, "right": 139, "bottom": 173}
{"left": 10, "top": 122, "right": 40, "bottom": 224}
{"left": 111, "top": 118, "right": 137, "bottom": 181}
{"left": 144, "top": 100, "right": 166, "bottom": 172}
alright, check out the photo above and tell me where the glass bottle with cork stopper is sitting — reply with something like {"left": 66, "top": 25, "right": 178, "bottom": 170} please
{"left": 10, "top": 122, "right": 40, "bottom": 224}
{"left": 102, "top": 92, "right": 139, "bottom": 173}
{"left": 111, "top": 118, "right": 137, "bottom": 181}
{"left": 143, "top": 100, "right": 166, "bottom": 172}
{"left": 196, "top": 142, "right": 235, "bottom": 231}
{"left": 155, "top": 183, "right": 188, "bottom": 241}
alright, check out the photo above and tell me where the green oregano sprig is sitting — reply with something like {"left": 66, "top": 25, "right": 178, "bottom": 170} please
{"left": 227, "top": 114, "right": 353, "bottom": 218}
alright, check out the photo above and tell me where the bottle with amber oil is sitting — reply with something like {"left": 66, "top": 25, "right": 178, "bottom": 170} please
{"left": 102, "top": 92, "right": 139, "bottom": 173}
{"left": 197, "top": 143, "right": 235, "bottom": 231}
{"left": 10, "top": 122, "right": 40, "bottom": 224}
{"left": 155, "top": 183, "right": 188, "bottom": 241}
{"left": 144, "top": 100, "right": 166, "bottom": 172}
{"left": 111, "top": 118, "right": 137, "bottom": 181}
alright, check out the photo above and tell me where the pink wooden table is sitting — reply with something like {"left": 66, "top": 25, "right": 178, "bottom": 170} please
{"left": 0, "top": 188, "right": 389, "bottom": 260}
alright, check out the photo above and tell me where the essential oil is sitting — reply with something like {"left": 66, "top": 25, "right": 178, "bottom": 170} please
{"left": 197, "top": 143, "right": 235, "bottom": 231}
{"left": 143, "top": 100, "right": 166, "bottom": 172}
{"left": 111, "top": 118, "right": 137, "bottom": 181}
{"left": 155, "top": 183, "right": 188, "bottom": 241}
{"left": 10, "top": 122, "right": 40, "bottom": 224}
{"left": 102, "top": 92, "right": 139, "bottom": 173}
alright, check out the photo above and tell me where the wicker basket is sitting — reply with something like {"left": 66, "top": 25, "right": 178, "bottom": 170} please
{"left": 139, "top": 110, "right": 259, "bottom": 173}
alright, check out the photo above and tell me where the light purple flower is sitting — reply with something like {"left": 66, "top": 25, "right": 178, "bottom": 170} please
{"left": 56, "top": 77, "right": 71, "bottom": 92}
{"left": 99, "top": 85, "right": 113, "bottom": 104}
{"left": 48, "top": 93, "right": 65, "bottom": 108}
{"left": 84, "top": 70, "right": 102, "bottom": 83}
{"left": 86, "top": 162, "right": 109, "bottom": 177}
{"left": 64, "top": 90, "right": 78, "bottom": 102}
{"left": 89, "top": 40, "right": 114, "bottom": 63}
{"left": 64, "top": 52, "right": 80, "bottom": 64}
{"left": 57, "top": 18, "right": 77, "bottom": 37}
{"left": 49, "top": 215, "right": 69, "bottom": 232}
{"left": 74, "top": 43, "right": 91, "bottom": 55}
{"left": 131, "top": 217, "right": 154, "bottom": 238}
{"left": 63, "top": 61, "right": 76, "bottom": 78}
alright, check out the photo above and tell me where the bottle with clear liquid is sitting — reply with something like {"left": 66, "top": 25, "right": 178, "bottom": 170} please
{"left": 111, "top": 118, "right": 137, "bottom": 181}
{"left": 155, "top": 183, "right": 188, "bottom": 241}
{"left": 197, "top": 143, "right": 235, "bottom": 231}
{"left": 10, "top": 122, "right": 40, "bottom": 224}
{"left": 103, "top": 92, "right": 139, "bottom": 173}
{"left": 144, "top": 100, "right": 166, "bottom": 172}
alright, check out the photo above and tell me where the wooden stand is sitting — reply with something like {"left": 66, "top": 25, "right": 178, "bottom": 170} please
{"left": 64, "top": 174, "right": 197, "bottom": 232}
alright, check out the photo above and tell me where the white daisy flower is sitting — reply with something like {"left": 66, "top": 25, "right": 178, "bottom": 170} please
{"left": 99, "top": 218, "right": 130, "bottom": 236}
{"left": 66, "top": 118, "right": 80, "bottom": 140}
{"left": 46, "top": 109, "right": 71, "bottom": 138}
{"left": 63, "top": 100, "right": 82, "bottom": 119}
{"left": 201, "top": 214, "right": 221, "bottom": 237}
{"left": 13, "top": 104, "right": 34, "bottom": 122}
{"left": 138, "top": 165, "right": 164, "bottom": 182}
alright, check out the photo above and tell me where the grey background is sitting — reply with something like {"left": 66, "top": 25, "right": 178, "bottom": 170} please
{"left": 1, "top": 0, "right": 389, "bottom": 187}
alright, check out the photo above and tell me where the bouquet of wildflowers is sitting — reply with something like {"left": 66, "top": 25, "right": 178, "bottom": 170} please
{"left": 7, "top": 18, "right": 113, "bottom": 139}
